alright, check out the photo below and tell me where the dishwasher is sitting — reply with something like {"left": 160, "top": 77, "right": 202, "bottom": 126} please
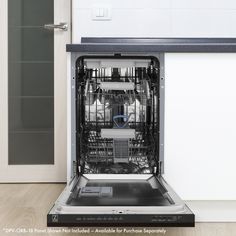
{"left": 47, "top": 38, "right": 195, "bottom": 227}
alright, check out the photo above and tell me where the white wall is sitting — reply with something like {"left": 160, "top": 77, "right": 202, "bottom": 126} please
{"left": 73, "top": 0, "right": 236, "bottom": 42}
{"left": 73, "top": 0, "right": 236, "bottom": 201}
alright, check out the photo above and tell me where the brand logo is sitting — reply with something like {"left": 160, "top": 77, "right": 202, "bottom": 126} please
{"left": 52, "top": 214, "right": 58, "bottom": 223}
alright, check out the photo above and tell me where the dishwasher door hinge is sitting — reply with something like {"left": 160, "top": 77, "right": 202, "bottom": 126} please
{"left": 78, "top": 165, "right": 82, "bottom": 174}
{"left": 154, "top": 161, "right": 162, "bottom": 176}
{"left": 153, "top": 166, "right": 157, "bottom": 175}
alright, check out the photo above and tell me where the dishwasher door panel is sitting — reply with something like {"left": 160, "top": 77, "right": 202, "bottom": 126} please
{"left": 47, "top": 174, "right": 194, "bottom": 227}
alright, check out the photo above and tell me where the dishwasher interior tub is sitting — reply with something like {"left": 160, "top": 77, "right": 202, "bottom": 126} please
{"left": 78, "top": 56, "right": 159, "bottom": 174}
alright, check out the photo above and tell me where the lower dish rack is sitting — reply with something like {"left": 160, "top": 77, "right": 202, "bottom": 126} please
{"left": 82, "top": 128, "right": 156, "bottom": 174}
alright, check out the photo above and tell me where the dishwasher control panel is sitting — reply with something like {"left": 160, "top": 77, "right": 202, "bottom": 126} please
{"left": 48, "top": 213, "right": 194, "bottom": 227}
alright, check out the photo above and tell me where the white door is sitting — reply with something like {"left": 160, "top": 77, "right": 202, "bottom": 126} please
{"left": 0, "top": 0, "right": 71, "bottom": 182}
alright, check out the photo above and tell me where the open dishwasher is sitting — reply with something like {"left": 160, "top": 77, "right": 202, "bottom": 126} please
{"left": 47, "top": 38, "right": 194, "bottom": 227}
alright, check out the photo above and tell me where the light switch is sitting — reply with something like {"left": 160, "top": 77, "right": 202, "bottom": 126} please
{"left": 92, "top": 5, "right": 111, "bottom": 21}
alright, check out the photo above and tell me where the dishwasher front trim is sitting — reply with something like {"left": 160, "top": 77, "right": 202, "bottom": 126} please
{"left": 67, "top": 53, "right": 165, "bottom": 181}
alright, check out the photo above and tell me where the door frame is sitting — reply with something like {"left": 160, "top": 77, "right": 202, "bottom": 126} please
{"left": 0, "top": 0, "right": 71, "bottom": 182}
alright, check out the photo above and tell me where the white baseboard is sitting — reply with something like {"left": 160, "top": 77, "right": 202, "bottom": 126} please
{"left": 185, "top": 201, "right": 236, "bottom": 222}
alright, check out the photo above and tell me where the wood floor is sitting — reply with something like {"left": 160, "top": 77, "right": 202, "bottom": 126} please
{"left": 0, "top": 184, "right": 235, "bottom": 236}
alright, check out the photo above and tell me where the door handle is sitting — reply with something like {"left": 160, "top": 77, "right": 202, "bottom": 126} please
{"left": 44, "top": 22, "right": 68, "bottom": 31}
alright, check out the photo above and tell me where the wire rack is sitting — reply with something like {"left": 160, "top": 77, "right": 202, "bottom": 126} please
{"left": 84, "top": 91, "right": 151, "bottom": 127}
{"left": 78, "top": 66, "right": 159, "bottom": 174}
{"left": 83, "top": 130, "right": 154, "bottom": 161}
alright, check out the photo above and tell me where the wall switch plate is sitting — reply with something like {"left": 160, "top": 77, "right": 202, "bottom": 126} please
{"left": 92, "top": 5, "right": 112, "bottom": 21}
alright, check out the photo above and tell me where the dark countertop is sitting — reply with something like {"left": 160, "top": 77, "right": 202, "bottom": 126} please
{"left": 67, "top": 38, "right": 236, "bottom": 53}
